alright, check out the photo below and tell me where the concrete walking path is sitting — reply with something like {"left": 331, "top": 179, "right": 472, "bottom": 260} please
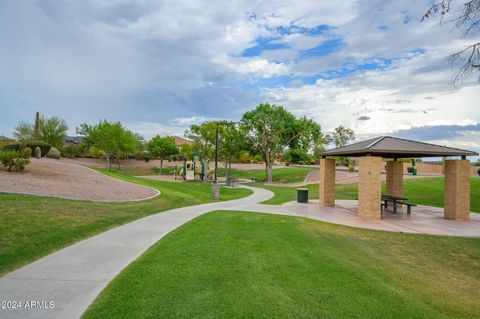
{"left": 0, "top": 186, "right": 274, "bottom": 319}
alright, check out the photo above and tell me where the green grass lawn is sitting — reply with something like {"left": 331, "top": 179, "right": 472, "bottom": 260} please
{"left": 260, "top": 177, "right": 480, "bottom": 212}
{"left": 83, "top": 211, "right": 480, "bottom": 319}
{"left": 218, "top": 166, "right": 316, "bottom": 183}
{"left": 116, "top": 166, "right": 315, "bottom": 184}
{"left": 0, "top": 170, "right": 251, "bottom": 276}
{"left": 106, "top": 166, "right": 177, "bottom": 176}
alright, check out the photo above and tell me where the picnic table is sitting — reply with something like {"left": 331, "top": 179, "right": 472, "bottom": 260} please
{"left": 381, "top": 194, "right": 408, "bottom": 214}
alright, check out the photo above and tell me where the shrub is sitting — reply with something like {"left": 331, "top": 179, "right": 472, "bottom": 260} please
{"left": 14, "top": 157, "right": 30, "bottom": 171}
{"left": 61, "top": 143, "right": 85, "bottom": 158}
{"left": 86, "top": 146, "right": 105, "bottom": 159}
{"left": 5, "top": 140, "right": 51, "bottom": 157}
{"left": 23, "top": 147, "right": 32, "bottom": 158}
{"left": 0, "top": 136, "right": 14, "bottom": 150}
{"left": 284, "top": 148, "right": 310, "bottom": 164}
{"left": 47, "top": 147, "right": 60, "bottom": 159}
{"left": 19, "top": 140, "right": 27, "bottom": 151}
{"left": 238, "top": 151, "right": 253, "bottom": 163}
{"left": 0, "top": 150, "right": 17, "bottom": 170}
{"left": 0, "top": 150, "right": 31, "bottom": 171}
{"left": 152, "top": 167, "right": 161, "bottom": 174}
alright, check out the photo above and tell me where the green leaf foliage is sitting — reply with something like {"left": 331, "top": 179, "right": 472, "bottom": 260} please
{"left": 147, "top": 136, "right": 178, "bottom": 172}
{"left": 4, "top": 140, "right": 51, "bottom": 157}
{"left": 0, "top": 150, "right": 31, "bottom": 171}
{"left": 76, "top": 120, "right": 138, "bottom": 169}
{"left": 13, "top": 114, "right": 68, "bottom": 148}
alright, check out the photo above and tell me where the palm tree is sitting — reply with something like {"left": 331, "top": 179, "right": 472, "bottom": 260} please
{"left": 13, "top": 113, "right": 68, "bottom": 148}
{"left": 39, "top": 117, "right": 69, "bottom": 148}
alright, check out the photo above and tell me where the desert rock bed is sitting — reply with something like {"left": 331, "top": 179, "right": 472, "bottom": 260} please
{"left": 0, "top": 158, "right": 159, "bottom": 201}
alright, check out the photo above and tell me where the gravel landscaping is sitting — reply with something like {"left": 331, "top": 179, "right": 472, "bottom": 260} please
{"left": 0, "top": 158, "right": 159, "bottom": 201}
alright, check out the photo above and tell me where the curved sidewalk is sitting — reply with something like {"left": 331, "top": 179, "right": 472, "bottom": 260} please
{"left": 0, "top": 186, "right": 274, "bottom": 319}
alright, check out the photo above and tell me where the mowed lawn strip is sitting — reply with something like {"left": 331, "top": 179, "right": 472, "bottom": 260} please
{"left": 260, "top": 177, "right": 480, "bottom": 212}
{"left": 83, "top": 211, "right": 480, "bottom": 319}
{"left": 0, "top": 169, "right": 251, "bottom": 276}
{"left": 111, "top": 166, "right": 316, "bottom": 184}
{"left": 218, "top": 166, "right": 316, "bottom": 183}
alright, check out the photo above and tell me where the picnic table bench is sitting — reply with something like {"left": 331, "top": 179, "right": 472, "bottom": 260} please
{"left": 381, "top": 194, "right": 417, "bottom": 214}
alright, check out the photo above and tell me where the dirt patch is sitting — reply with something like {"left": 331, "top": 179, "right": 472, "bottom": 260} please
{"left": 0, "top": 158, "right": 159, "bottom": 201}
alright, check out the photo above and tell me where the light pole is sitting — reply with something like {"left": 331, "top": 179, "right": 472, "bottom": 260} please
{"left": 211, "top": 124, "right": 220, "bottom": 200}
{"left": 214, "top": 125, "right": 219, "bottom": 184}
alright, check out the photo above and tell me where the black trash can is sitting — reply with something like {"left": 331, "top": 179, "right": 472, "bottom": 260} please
{"left": 297, "top": 188, "right": 308, "bottom": 203}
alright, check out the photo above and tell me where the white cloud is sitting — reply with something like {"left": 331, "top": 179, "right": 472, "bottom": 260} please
{"left": 125, "top": 121, "right": 185, "bottom": 140}
{"left": 212, "top": 54, "right": 290, "bottom": 79}
{"left": 0, "top": 0, "right": 478, "bottom": 151}
{"left": 262, "top": 51, "right": 480, "bottom": 138}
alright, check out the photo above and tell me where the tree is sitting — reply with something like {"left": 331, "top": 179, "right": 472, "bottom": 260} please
{"left": 178, "top": 143, "right": 194, "bottom": 160}
{"left": 217, "top": 122, "right": 245, "bottom": 180}
{"left": 331, "top": 125, "right": 355, "bottom": 148}
{"left": 313, "top": 134, "right": 332, "bottom": 161}
{"left": 284, "top": 116, "right": 323, "bottom": 164}
{"left": 185, "top": 122, "right": 217, "bottom": 160}
{"left": 14, "top": 122, "right": 34, "bottom": 141}
{"left": 241, "top": 103, "right": 316, "bottom": 183}
{"left": 13, "top": 113, "right": 68, "bottom": 148}
{"left": 422, "top": 0, "right": 480, "bottom": 83}
{"left": 77, "top": 120, "right": 138, "bottom": 169}
{"left": 186, "top": 120, "right": 244, "bottom": 180}
{"left": 147, "top": 135, "right": 178, "bottom": 174}
{"left": 39, "top": 117, "right": 69, "bottom": 148}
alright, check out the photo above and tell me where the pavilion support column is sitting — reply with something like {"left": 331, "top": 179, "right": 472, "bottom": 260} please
{"left": 319, "top": 158, "right": 335, "bottom": 206}
{"left": 444, "top": 159, "right": 470, "bottom": 220}
{"left": 386, "top": 160, "right": 404, "bottom": 206}
{"left": 358, "top": 156, "right": 383, "bottom": 219}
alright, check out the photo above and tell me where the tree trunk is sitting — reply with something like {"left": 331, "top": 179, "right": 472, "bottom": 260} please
{"left": 264, "top": 151, "right": 272, "bottom": 183}
{"left": 160, "top": 159, "right": 163, "bottom": 175}
{"left": 267, "top": 162, "right": 273, "bottom": 183}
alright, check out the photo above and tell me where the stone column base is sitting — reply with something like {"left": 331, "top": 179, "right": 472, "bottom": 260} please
{"left": 358, "top": 156, "right": 383, "bottom": 219}
{"left": 319, "top": 158, "right": 336, "bottom": 206}
{"left": 444, "top": 160, "right": 470, "bottom": 220}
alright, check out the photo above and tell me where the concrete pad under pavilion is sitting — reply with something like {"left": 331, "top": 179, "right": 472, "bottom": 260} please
{"left": 242, "top": 200, "right": 480, "bottom": 237}
{"left": 318, "top": 136, "right": 478, "bottom": 221}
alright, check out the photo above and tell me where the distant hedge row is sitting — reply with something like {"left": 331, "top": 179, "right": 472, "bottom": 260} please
{"left": 4, "top": 140, "right": 51, "bottom": 157}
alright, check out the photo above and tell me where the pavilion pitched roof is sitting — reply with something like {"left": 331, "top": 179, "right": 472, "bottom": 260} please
{"left": 320, "top": 136, "right": 478, "bottom": 158}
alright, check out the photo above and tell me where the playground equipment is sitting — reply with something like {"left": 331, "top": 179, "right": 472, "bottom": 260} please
{"left": 407, "top": 159, "right": 417, "bottom": 175}
{"left": 178, "top": 150, "right": 213, "bottom": 181}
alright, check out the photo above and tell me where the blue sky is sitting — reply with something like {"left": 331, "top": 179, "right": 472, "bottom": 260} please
{"left": 0, "top": 0, "right": 479, "bottom": 153}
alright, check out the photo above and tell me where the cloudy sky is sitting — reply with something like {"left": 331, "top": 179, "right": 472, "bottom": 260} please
{"left": 0, "top": 0, "right": 479, "bottom": 152}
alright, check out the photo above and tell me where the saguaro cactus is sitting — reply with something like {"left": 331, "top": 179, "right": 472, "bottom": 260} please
{"left": 34, "top": 112, "right": 40, "bottom": 140}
